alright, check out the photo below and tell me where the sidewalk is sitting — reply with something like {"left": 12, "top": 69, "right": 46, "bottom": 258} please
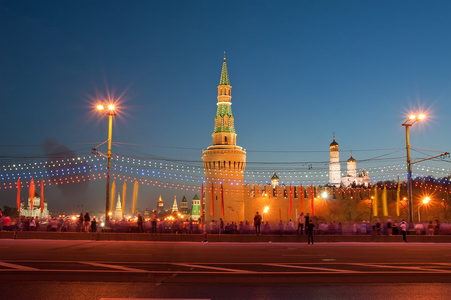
{"left": 1, "top": 231, "right": 450, "bottom": 243}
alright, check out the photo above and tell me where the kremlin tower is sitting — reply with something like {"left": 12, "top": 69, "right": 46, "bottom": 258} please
{"left": 202, "top": 56, "right": 246, "bottom": 224}
{"left": 171, "top": 196, "right": 178, "bottom": 213}
{"left": 329, "top": 134, "right": 341, "bottom": 187}
{"left": 346, "top": 152, "right": 357, "bottom": 177}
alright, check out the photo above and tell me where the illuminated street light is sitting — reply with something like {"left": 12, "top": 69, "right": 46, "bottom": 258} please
{"left": 263, "top": 206, "right": 269, "bottom": 221}
{"left": 418, "top": 196, "right": 431, "bottom": 222}
{"left": 321, "top": 191, "right": 328, "bottom": 199}
{"left": 96, "top": 104, "right": 117, "bottom": 222}
{"left": 402, "top": 113, "right": 425, "bottom": 224}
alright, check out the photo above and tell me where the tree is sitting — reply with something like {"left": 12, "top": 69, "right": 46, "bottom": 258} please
{"left": 2, "top": 206, "right": 19, "bottom": 218}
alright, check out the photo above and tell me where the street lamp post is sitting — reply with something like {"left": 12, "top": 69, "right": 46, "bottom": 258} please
{"left": 402, "top": 114, "right": 424, "bottom": 224}
{"left": 97, "top": 104, "right": 116, "bottom": 222}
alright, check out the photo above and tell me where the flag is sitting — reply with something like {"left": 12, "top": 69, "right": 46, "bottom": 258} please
{"left": 122, "top": 180, "right": 126, "bottom": 214}
{"left": 132, "top": 180, "right": 138, "bottom": 214}
{"left": 111, "top": 180, "right": 116, "bottom": 213}
{"left": 382, "top": 185, "right": 388, "bottom": 216}
{"left": 17, "top": 178, "right": 21, "bottom": 212}
{"left": 221, "top": 182, "right": 224, "bottom": 216}
{"left": 396, "top": 176, "right": 401, "bottom": 217}
{"left": 40, "top": 179, "right": 44, "bottom": 214}
{"left": 310, "top": 184, "right": 315, "bottom": 215}
{"left": 211, "top": 183, "right": 215, "bottom": 216}
{"left": 373, "top": 185, "right": 378, "bottom": 217}
{"left": 200, "top": 183, "right": 204, "bottom": 217}
{"left": 289, "top": 184, "right": 293, "bottom": 215}
{"left": 300, "top": 185, "right": 304, "bottom": 212}
{"left": 29, "top": 177, "right": 35, "bottom": 212}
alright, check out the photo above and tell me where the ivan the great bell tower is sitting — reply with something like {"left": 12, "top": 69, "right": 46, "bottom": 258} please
{"left": 202, "top": 56, "right": 246, "bottom": 224}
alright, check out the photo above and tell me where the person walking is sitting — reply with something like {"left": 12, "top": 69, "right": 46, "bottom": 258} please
{"left": 150, "top": 210, "right": 157, "bottom": 233}
{"left": 3, "top": 215, "right": 11, "bottom": 231}
{"left": 278, "top": 220, "right": 284, "bottom": 237}
{"left": 428, "top": 221, "right": 434, "bottom": 236}
{"left": 434, "top": 220, "right": 440, "bottom": 235}
{"left": 91, "top": 217, "right": 97, "bottom": 233}
{"left": 304, "top": 213, "right": 310, "bottom": 235}
{"left": 400, "top": 219, "right": 407, "bottom": 242}
{"left": 219, "top": 218, "right": 224, "bottom": 234}
{"left": 307, "top": 220, "right": 315, "bottom": 245}
{"left": 78, "top": 213, "right": 84, "bottom": 232}
{"left": 286, "top": 219, "right": 294, "bottom": 234}
{"left": 297, "top": 212, "right": 305, "bottom": 235}
{"left": 375, "top": 218, "right": 381, "bottom": 235}
{"left": 137, "top": 213, "right": 144, "bottom": 233}
{"left": 253, "top": 211, "right": 262, "bottom": 235}
{"left": 29, "top": 217, "right": 36, "bottom": 231}
{"left": 83, "top": 212, "right": 90, "bottom": 233}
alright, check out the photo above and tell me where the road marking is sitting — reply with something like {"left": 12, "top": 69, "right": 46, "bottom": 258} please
{"left": 264, "top": 263, "right": 360, "bottom": 273}
{"left": 281, "top": 254, "right": 326, "bottom": 257}
{"left": 80, "top": 262, "right": 148, "bottom": 272}
{"left": 1, "top": 261, "right": 451, "bottom": 275}
{"left": 348, "top": 263, "right": 451, "bottom": 273}
{"left": 172, "top": 263, "right": 256, "bottom": 273}
{"left": 0, "top": 261, "right": 39, "bottom": 271}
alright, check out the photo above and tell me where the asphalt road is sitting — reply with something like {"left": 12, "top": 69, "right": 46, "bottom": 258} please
{"left": 0, "top": 240, "right": 450, "bottom": 299}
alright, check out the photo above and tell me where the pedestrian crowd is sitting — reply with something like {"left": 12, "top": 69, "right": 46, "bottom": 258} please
{"left": 0, "top": 209, "right": 449, "bottom": 235}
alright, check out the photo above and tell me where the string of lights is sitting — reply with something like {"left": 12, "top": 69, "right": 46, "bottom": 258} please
{"left": 1, "top": 152, "right": 450, "bottom": 192}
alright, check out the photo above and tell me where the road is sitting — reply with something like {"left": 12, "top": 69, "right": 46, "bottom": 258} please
{"left": 0, "top": 240, "right": 450, "bottom": 299}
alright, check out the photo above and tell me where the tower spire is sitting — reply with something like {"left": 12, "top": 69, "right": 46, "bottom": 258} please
{"left": 213, "top": 55, "right": 235, "bottom": 145}
{"left": 219, "top": 53, "right": 230, "bottom": 85}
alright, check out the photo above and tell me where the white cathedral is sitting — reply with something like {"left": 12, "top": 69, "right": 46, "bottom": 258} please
{"left": 329, "top": 136, "right": 370, "bottom": 188}
{"left": 19, "top": 195, "right": 50, "bottom": 218}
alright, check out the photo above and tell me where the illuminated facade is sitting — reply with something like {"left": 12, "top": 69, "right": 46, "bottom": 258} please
{"left": 341, "top": 153, "right": 370, "bottom": 188}
{"left": 171, "top": 196, "right": 178, "bottom": 213}
{"left": 202, "top": 56, "right": 246, "bottom": 224}
{"left": 113, "top": 194, "right": 122, "bottom": 220}
{"left": 19, "top": 196, "right": 50, "bottom": 218}
{"left": 271, "top": 172, "right": 280, "bottom": 188}
{"left": 156, "top": 195, "right": 165, "bottom": 215}
{"left": 180, "top": 195, "right": 189, "bottom": 215}
{"left": 329, "top": 136, "right": 341, "bottom": 187}
{"left": 190, "top": 194, "right": 201, "bottom": 221}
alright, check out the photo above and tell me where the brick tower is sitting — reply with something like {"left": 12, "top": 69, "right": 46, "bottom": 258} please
{"left": 202, "top": 55, "right": 246, "bottom": 225}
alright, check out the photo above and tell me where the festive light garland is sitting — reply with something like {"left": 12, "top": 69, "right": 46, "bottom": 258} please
{"left": 1, "top": 155, "right": 450, "bottom": 194}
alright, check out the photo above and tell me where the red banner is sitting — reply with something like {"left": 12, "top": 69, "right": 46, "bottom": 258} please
{"left": 289, "top": 184, "right": 292, "bottom": 215}
{"left": 310, "top": 184, "right": 315, "bottom": 215}
{"left": 300, "top": 185, "right": 304, "bottom": 212}
{"left": 210, "top": 183, "right": 214, "bottom": 216}
{"left": 29, "top": 177, "right": 35, "bottom": 212}
{"left": 17, "top": 178, "right": 21, "bottom": 212}
{"left": 40, "top": 179, "right": 44, "bottom": 214}
{"left": 221, "top": 183, "right": 224, "bottom": 216}
{"left": 200, "top": 183, "right": 204, "bottom": 217}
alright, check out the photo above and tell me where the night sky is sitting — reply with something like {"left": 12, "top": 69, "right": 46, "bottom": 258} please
{"left": 1, "top": 0, "right": 451, "bottom": 213}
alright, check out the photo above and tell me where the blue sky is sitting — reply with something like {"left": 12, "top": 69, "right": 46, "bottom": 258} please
{"left": 1, "top": 0, "right": 451, "bottom": 213}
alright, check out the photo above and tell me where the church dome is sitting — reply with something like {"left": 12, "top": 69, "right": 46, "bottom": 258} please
{"left": 271, "top": 172, "right": 279, "bottom": 181}
{"left": 330, "top": 138, "right": 339, "bottom": 147}
{"left": 347, "top": 155, "right": 356, "bottom": 163}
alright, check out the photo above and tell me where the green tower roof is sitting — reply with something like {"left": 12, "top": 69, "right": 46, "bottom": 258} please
{"left": 219, "top": 56, "right": 230, "bottom": 85}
